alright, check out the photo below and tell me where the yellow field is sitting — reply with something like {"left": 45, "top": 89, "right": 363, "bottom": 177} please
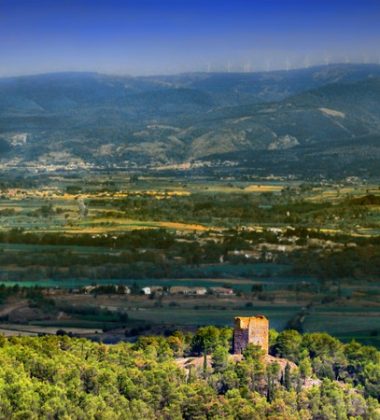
{"left": 2, "top": 189, "right": 191, "bottom": 201}
{"left": 244, "top": 184, "right": 283, "bottom": 193}
{"left": 157, "top": 221, "right": 210, "bottom": 231}
{"left": 49, "top": 218, "right": 212, "bottom": 234}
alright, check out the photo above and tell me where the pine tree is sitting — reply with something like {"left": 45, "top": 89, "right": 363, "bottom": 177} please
{"left": 284, "top": 362, "right": 292, "bottom": 391}
{"left": 203, "top": 351, "right": 208, "bottom": 379}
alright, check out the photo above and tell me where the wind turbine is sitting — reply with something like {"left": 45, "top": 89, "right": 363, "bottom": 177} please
{"left": 243, "top": 62, "right": 251, "bottom": 73}
{"left": 285, "top": 57, "right": 291, "bottom": 72}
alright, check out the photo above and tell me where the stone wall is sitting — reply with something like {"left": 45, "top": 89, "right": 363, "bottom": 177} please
{"left": 233, "top": 326, "right": 249, "bottom": 354}
{"left": 248, "top": 315, "right": 269, "bottom": 354}
{"left": 233, "top": 315, "right": 269, "bottom": 354}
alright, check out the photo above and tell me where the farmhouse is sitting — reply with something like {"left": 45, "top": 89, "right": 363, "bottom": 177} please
{"left": 233, "top": 315, "right": 269, "bottom": 354}
{"left": 119, "top": 286, "right": 131, "bottom": 294}
{"left": 210, "top": 287, "right": 235, "bottom": 296}
{"left": 258, "top": 243, "right": 300, "bottom": 253}
{"left": 228, "top": 250, "right": 262, "bottom": 260}
{"left": 141, "top": 287, "right": 151, "bottom": 295}
{"left": 169, "top": 286, "right": 207, "bottom": 295}
{"left": 150, "top": 286, "right": 165, "bottom": 295}
{"left": 82, "top": 285, "right": 97, "bottom": 294}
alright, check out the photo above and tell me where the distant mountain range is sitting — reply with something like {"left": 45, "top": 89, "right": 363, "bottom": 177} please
{"left": 1, "top": 64, "right": 380, "bottom": 176}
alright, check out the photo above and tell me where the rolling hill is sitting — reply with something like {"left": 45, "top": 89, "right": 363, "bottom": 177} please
{"left": 1, "top": 64, "right": 380, "bottom": 176}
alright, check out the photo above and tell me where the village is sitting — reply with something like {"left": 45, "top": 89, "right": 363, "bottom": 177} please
{"left": 79, "top": 284, "right": 235, "bottom": 297}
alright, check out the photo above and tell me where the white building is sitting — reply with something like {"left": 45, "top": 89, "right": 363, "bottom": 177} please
{"left": 141, "top": 287, "right": 151, "bottom": 295}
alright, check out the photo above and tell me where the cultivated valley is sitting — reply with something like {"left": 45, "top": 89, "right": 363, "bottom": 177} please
{"left": 0, "top": 172, "right": 378, "bottom": 349}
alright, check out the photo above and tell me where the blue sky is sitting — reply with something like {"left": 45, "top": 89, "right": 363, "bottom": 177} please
{"left": 1, "top": 0, "right": 380, "bottom": 76}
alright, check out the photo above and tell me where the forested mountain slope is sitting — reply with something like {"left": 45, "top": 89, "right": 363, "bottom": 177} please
{"left": 1, "top": 64, "right": 380, "bottom": 175}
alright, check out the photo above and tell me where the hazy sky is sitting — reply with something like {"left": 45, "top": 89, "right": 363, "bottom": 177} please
{"left": 1, "top": 0, "right": 380, "bottom": 76}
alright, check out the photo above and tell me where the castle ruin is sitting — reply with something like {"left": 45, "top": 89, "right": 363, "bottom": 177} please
{"left": 233, "top": 315, "right": 269, "bottom": 354}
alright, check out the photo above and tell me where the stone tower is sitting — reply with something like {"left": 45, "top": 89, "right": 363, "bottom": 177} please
{"left": 233, "top": 315, "right": 269, "bottom": 354}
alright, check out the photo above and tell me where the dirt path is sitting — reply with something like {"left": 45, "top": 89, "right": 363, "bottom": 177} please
{"left": 0, "top": 300, "right": 28, "bottom": 317}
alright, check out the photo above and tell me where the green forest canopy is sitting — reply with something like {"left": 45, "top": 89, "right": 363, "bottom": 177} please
{"left": 0, "top": 328, "right": 378, "bottom": 419}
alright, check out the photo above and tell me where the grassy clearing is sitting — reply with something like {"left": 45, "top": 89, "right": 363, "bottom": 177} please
{"left": 129, "top": 307, "right": 299, "bottom": 330}
{"left": 303, "top": 309, "right": 380, "bottom": 347}
{"left": 0, "top": 322, "right": 100, "bottom": 335}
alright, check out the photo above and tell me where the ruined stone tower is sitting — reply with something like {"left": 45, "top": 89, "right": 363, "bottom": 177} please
{"left": 233, "top": 315, "right": 269, "bottom": 354}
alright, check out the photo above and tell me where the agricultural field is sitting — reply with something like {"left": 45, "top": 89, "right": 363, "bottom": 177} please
{"left": 0, "top": 172, "right": 379, "bottom": 346}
